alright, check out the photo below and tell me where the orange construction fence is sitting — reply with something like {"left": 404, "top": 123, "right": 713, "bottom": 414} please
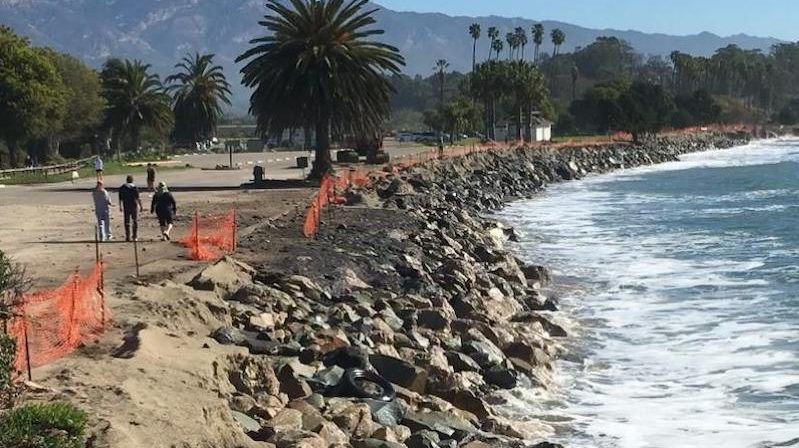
{"left": 6, "top": 262, "right": 110, "bottom": 374}
{"left": 182, "top": 209, "right": 237, "bottom": 262}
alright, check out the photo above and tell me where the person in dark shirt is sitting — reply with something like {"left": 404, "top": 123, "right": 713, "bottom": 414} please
{"left": 151, "top": 181, "right": 177, "bottom": 241}
{"left": 119, "top": 175, "right": 143, "bottom": 242}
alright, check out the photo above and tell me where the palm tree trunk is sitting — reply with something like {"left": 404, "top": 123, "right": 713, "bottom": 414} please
{"left": 310, "top": 116, "right": 332, "bottom": 180}
{"left": 472, "top": 39, "right": 477, "bottom": 71}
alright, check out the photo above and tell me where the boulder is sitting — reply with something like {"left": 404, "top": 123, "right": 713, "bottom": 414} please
{"left": 521, "top": 264, "right": 552, "bottom": 286}
{"left": 324, "top": 346, "right": 371, "bottom": 370}
{"left": 213, "top": 326, "right": 245, "bottom": 345}
{"left": 461, "top": 330, "right": 505, "bottom": 368}
{"left": 265, "top": 408, "right": 304, "bottom": 433}
{"left": 353, "top": 439, "right": 406, "bottom": 448}
{"left": 483, "top": 365, "right": 518, "bottom": 390}
{"left": 511, "top": 313, "right": 568, "bottom": 337}
{"left": 231, "top": 410, "right": 261, "bottom": 433}
{"left": 435, "top": 389, "right": 491, "bottom": 420}
{"left": 315, "top": 420, "right": 349, "bottom": 445}
{"left": 370, "top": 354, "right": 428, "bottom": 394}
{"left": 417, "top": 309, "right": 450, "bottom": 331}
{"left": 271, "top": 430, "right": 327, "bottom": 448}
{"left": 365, "top": 399, "right": 406, "bottom": 427}
{"left": 331, "top": 402, "right": 376, "bottom": 439}
{"left": 445, "top": 352, "right": 480, "bottom": 373}
{"left": 404, "top": 430, "right": 441, "bottom": 448}
{"left": 402, "top": 411, "right": 476, "bottom": 440}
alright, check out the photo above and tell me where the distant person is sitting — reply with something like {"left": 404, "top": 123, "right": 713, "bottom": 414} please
{"left": 94, "top": 156, "right": 104, "bottom": 181}
{"left": 151, "top": 181, "right": 176, "bottom": 241}
{"left": 119, "top": 175, "right": 143, "bottom": 242}
{"left": 71, "top": 170, "right": 79, "bottom": 184}
{"left": 92, "top": 181, "right": 113, "bottom": 242}
{"left": 146, "top": 163, "right": 156, "bottom": 191}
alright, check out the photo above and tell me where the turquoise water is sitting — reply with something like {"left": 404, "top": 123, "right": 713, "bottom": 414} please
{"left": 498, "top": 139, "right": 799, "bottom": 448}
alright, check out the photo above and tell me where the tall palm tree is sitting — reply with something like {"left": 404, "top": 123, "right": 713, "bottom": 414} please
{"left": 492, "top": 39, "right": 504, "bottom": 61}
{"left": 515, "top": 27, "right": 528, "bottom": 60}
{"left": 487, "top": 27, "right": 499, "bottom": 59}
{"left": 165, "top": 53, "right": 231, "bottom": 145}
{"left": 434, "top": 59, "right": 450, "bottom": 106}
{"left": 101, "top": 59, "right": 172, "bottom": 161}
{"left": 469, "top": 23, "right": 481, "bottom": 71}
{"left": 532, "top": 24, "right": 545, "bottom": 63}
{"left": 551, "top": 28, "right": 566, "bottom": 57}
{"left": 506, "top": 32, "right": 517, "bottom": 60}
{"left": 237, "top": 0, "right": 404, "bottom": 179}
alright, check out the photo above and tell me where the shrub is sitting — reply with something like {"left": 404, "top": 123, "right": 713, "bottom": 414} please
{"left": 0, "top": 334, "right": 16, "bottom": 408}
{"left": 0, "top": 402, "right": 87, "bottom": 448}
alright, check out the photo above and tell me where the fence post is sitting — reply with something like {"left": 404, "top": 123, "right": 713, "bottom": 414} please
{"left": 232, "top": 209, "right": 237, "bottom": 253}
{"left": 133, "top": 238, "right": 140, "bottom": 277}
{"left": 23, "top": 320, "right": 32, "bottom": 381}
{"left": 194, "top": 210, "right": 200, "bottom": 260}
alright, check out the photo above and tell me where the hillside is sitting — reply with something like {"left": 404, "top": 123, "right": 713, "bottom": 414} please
{"left": 0, "top": 0, "right": 782, "bottom": 112}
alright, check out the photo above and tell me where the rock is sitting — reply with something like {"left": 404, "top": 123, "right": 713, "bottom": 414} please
{"left": 315, "top": 420, "right": 349, "bottom": 445}
{"left": 503, "top": 342, "right": 550, "bottom": 367}
{"left": 436, "top": 389, "right": 491, "bottom": 420}
{"left": 365, "top": 399, "right": 406, "bottom": 427}
{"left": 402, "top": 411, "right": 476, "bottom": 440}
{"left": 461, "top": 329, "right": 505, "bottom": 368}
{"left": 213, "top": 326, "right": 245, "bottom": 345}
{"left": 229, "top": 393, "right": 257, "bottom": 414}
{"left": 279, "top": 374, "right": 313, "bottom": 400}
{"left": 483, "top": 365, "right": 518, "bottom": 390}
{"left": 312, "top": 365, "right": 345, "bottom": 389}
{"left": 331, "top": 403, "right": 376, "bottom": 439}
{"left": 511, "top": 313, "right": 568, "bottom": 337}
{"left": 271, "top": 430, "right": 327, "bottom": 448}
{"left": 231, "top": 410, "right": 261, "bottom": 433}
{"left": 265, "top": 408, "right": 304, "bottom": 433}
{"left": 461, "top": 442, "right": 492, "bottom": 448}
{"left": 370, "top": 354, "right": 428, "bottom": 394}
{"left": 324, "top": 346, "right": 371, "bottom": 370}
{"left": 285, "top": 275, "right": 325, "bottom": 301}
{"left": 188, "top": 257, "right": 252, "bottom": 296}
{"left": 249, "top": 313, "right": 276, "bottom": 331}
{"left": 417, "top": 309, "right": 450, "bottom": 331}
{"left": 396, "top": 254, "right": 426, "bottom": 279}
{"left": 445, "top": 352, "right": 480, "bottom": 373}
{"left": 252, "top": 394, "right": 286, "bottom": 420}
{"left": 405, "top": 430, "right": 441, "bottom": 448}
{"left": 521, "top": 264, "right": 552, "bottom": 286}
{"left": 353, "top": 439, "right": 406, "bottom": 448}
{"left": 229, "top": 357, "right": 281, "bottom": 397}
{"left": 371, "top": 426, "right": 400, "bottom": 443}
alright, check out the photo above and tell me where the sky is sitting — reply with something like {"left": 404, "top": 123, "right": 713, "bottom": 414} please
{"left": 376, "top": 0, "right": 799, "bottom": 41}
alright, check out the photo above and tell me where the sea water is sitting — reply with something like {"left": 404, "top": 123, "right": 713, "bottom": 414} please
{"left": 497, "top": 138, "right": 799, "bottom": 448}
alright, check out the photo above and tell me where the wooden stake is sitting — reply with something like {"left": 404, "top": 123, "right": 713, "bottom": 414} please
{"left": 133, "top": 238, "right": 140, "bottom": 277}
{"left": 23, "top": 321, "right": 32, "bottom": 381}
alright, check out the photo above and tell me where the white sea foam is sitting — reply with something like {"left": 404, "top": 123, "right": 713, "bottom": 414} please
{"left": 496, "top": 139, "right": 799, "bottom": 448}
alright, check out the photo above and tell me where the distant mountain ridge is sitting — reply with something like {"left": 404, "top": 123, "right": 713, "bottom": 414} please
{"left": 0, "top": 0, "right": 783, "bottom": 112}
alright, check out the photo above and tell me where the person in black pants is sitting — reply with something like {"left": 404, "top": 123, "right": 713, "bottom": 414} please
{"left": 119, "top": 175, "right": 143, "bottom": 242}
{"left": 151, "top": 181, "right": 177, "bottom": 241}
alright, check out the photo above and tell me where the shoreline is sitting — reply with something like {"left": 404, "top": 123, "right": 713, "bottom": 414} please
{"left": 34, "top": 132, "right": 752, "bottom": 447}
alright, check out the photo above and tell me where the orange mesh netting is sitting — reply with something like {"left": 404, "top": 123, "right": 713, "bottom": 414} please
{"left": 182, "top": 209, "right": 237, "bottom": 261}
{"left": 7, "top": 263, "right": 110, "bottom": 372}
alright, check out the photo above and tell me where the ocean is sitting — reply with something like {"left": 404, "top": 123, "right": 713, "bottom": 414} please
{"left": 497, "top": 138, "right": 799, "bottom": 448}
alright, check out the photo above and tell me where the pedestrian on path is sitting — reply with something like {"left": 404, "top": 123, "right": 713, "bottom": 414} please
{"left": 151, "top": 181, "right": 177, "bottom": 241}
{"left": 94, "top": 156, "right": 104, "bottom": 181}
{"left": 146, "top": 163, "right": 156, "bottom": 191}
{"left": 92, "top": 181, "right": 113, "bottom": 242}
{"left": 119, "top": 175, "right": 143, "bottom": 242}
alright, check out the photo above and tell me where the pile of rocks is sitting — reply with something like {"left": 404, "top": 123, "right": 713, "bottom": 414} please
{"left": 191, "top": 133, "right": 749, "bottom": 448}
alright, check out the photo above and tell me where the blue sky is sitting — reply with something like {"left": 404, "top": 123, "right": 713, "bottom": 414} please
{"left": 376, "top": 0, "right": 799, "bottom": 41}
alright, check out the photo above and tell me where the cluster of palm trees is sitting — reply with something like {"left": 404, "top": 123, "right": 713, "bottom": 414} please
{"left": 101, "top": 53, "right": 231, "bottom": 161}
{"left": 468, "top": 22, "right": 566, "bottom": 68}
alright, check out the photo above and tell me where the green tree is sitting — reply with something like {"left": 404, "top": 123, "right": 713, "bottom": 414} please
{"left": 532, "top": 24, "right": 545, "bottom": 64}
{"left": 551, "top": 28, "right": 566, "bottom": 57}
{"left": 491, "top": 39, "right": 504, "bottom": 61}
{"left": 0, "top": 27, "right": 65, "bottom": 168}
{"left": 101, "top": 59, "right": 173, "bottom": 160}
{"left": 42, "top": 51, "right": 106, "bottom": 161}
{"left": 469, "top": 23, "right": 481, "bottom": 71}
{"left": 166, "top": 53, "right": 231, "bottom": 145}
{"left": 237, "top": 0, "right": 404, "bottom": 179}
{"left": 515, "top": 27, "right": 528, "bottom": 60}
{"left": 617, "top": 81, "right": 674, "bottom": 142}
{"left": 569, "top": 81, "right": 628, "bottom": 133}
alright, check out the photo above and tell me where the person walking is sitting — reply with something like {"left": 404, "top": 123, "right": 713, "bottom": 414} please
{"left": 151, "top": 181, "right": 177, "bottom": 241}
{"left": 94, "top": 156, "right": 104, "bottom": 181}
{"left": 119, "top": 175, "right": 143, "bottom": 242}
{"left": 146, "top": 163, "right": 156, "bottom": 191}
{"left": 92, "top": 181, "right": 114, "bottom": 242}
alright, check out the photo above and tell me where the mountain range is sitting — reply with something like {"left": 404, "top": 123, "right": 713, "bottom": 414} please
{"left": 0, "top": 0, "right": 784, "bottom": 112}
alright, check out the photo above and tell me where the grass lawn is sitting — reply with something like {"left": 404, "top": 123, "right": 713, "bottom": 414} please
{"left": 0, "top": 161, "right": 189, "bottom": 185}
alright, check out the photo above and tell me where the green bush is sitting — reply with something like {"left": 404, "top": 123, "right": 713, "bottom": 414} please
{"left": 0, "top": 402, "right": 87, "bottom": 448}
{"left": 0, "top": 334, "right": 16, "bottom": 407}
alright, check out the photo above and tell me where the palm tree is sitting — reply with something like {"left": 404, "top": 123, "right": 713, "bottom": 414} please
{"left": 506, "top": 32, "right": 517, "bottom": 59}
{"left": 165, "top": 53, "right": 231, "bottom": 146}
{"left": 532, "top": 24, "right": 545, "bottom": 63}
{"left": 515, "top": 27, "right": 528, "bottom": 60}
{"left": 434, "top": 59, "right": 450, "bottom": 106}
{"left": 101, "top": 59, "right": 173, "bottom": 161}
{"left": 237, "top": 0, "right": 404, "bottom": 179}
{"left": 469, "top": 23, "right": 481, "bottom": 71}
{"left": 491, "top": 39, "right": 504, "bottom": 61}
{"left": 551, "top": 28, "right": 566, "bottom": 57}
{"left": 487, "top": 27, "right": 499, "bottom": 59}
